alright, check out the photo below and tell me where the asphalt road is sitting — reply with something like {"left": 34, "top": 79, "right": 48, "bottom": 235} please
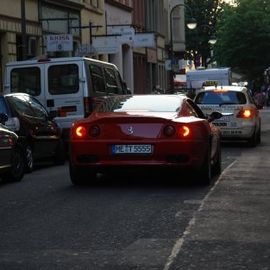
{"left": 0, "top": 108, "right": 270, "bottom": 270}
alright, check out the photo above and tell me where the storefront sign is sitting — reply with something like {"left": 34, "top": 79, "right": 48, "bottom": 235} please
{"left": 92, "top": 36, "right": 119, "bottom": 54}
{"left": 46, "top": 34, "right": 73, "bottom": 52}
{"left": 133, "top": 33, "right": 155, "bottom": 48}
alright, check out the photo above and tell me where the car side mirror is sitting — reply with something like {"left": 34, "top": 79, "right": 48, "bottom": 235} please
{"left": 0, "top": 113, "right": 8, "bottom": 124}
{"left": 123, "top": 81, "right": 132, "bottom": 94}
{"left": 207, "top": 111, "right": 223, "bottom": 122}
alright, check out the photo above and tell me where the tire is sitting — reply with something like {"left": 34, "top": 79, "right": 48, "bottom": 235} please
{"left": 69, "top": 162, "right": 97, "bottom": 185}
{"left": 54, "top": 140, "right": 66, "bottom": 165}
{"left": 2, "top": 147, "right": 25, "bottom": 182}
{"left": 247, "top": 130, "right": 257, "bottom": 147}
{"left": 198, "top": 149, "right": 212, "bottom": 185}
{"left": 24, "top": 145, "right": 34, "bottom": 173}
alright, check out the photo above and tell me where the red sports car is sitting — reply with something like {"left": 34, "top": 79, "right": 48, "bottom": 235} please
{"left": 69, "top": 94, "right": 222, "bottom": 185}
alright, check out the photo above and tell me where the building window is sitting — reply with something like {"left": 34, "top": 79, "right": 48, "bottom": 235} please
{"left": 91, "top": 0, "right": 99, "bottom": 8}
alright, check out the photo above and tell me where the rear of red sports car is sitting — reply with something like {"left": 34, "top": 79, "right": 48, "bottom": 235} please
{"left": 69, "top": 95, "right": 220, "bottom": 185}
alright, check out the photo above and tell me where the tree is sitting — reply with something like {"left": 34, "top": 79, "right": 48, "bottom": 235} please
{"left": 214, "top": 0, "right": 270, "bottom": 81}
{"left": 185, "top": 0, "right": 226, "bottom": 67}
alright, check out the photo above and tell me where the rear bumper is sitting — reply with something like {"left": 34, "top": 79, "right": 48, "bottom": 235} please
{"left": 219, "top": 125, "right": 256, "bottom": 139}
{"left": 69, "top": 140, "right": 209, "bottom": 170}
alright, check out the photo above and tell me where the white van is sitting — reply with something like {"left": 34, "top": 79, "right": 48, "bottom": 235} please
{"left": 186, "top": 67, "right": 232, "bottom": 96}
{"left": 3, "top": 56, "right": 129, "bottom": 141}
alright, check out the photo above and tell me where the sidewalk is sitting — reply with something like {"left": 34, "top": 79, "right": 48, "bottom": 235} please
{"left": 169, "top": 144, "right": 270, "bottom": 269}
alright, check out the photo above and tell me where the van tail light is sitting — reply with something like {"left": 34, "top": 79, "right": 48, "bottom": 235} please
{"left": 178, "top": 125, "right": 191, "bottom": 138}
{"left": 236, "top": 108, "right": 255, "bottom": 119}
{"left": 84, "top": 97, "right": 94, "bottom": 117}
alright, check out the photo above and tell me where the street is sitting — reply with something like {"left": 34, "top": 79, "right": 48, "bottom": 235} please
{"left": 0, "top": 108, "right": 270, "bottom": 270}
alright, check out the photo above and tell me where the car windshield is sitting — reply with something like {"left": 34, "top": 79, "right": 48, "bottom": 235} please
{"left": 195, "top": 91, "right": 247, "bottom": 105}
{"left": 0, "top": 97, "right": 9, "bottom": 115}
{"left": 97, "top": 95, "right": 183, "bottom": 113}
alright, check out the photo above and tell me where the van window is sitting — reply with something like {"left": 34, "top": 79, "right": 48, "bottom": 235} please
{"left": 48, "top": 64, "right": 79, "bottom": 95}
{"left": 89, "top": 64, "right": 106, "bottom": 94}
{"left": 11, "top": 67, "right": 41, "bottom": 96}
{"left": 104, "top": 67, "right": 121, "bottom": 94}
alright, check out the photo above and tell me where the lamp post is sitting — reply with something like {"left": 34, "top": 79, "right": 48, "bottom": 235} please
{"left": 169, "top": 3, "right": 197, "bottom": 92}
{"left": 195, "top": 24, "right": 217, "bottom": 67}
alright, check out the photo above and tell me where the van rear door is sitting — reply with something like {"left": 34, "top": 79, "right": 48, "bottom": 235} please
{"left": 44, "top": 60, "right": 84, "bottom": 130}
{"left": 4, "top": 62, "right": 46, "bottom": 107}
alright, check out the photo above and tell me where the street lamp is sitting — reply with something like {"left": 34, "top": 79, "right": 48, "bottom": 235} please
{"left": 198, "top": 24, "right": 217, "bottom": 45}
{"left": 169, "top": 3, "right": 197, "bottom": 91}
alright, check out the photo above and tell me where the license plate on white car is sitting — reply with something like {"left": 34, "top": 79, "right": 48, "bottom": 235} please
{"left": 112, "top": 144, "right": 153, "bottom": 154}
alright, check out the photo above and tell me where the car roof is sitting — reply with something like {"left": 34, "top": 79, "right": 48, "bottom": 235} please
{"left": 4, "top": 92, "right": 32, "bottom": 98}
{"left": 201, "top": 85, "right": 248, "bottom": 93}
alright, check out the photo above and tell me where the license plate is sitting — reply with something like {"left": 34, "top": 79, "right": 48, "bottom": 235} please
{"left": 112, "top": 144, "right": 153, "bottom": 154}
{"left": 213, "top": 122, "right": 227, "bottom": 127}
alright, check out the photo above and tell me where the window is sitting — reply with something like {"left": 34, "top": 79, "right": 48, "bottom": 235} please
{"left": 11, "top": 67, "right": 41, "bottom": 96}
{"left": 195, "top": 91, "right": 247, "bottom": 105}
{"left": 104, "top": 67, "right": 121, "bottom": 94}
{"left": 90, "top": 0, "right": 99, "bottom": 8}
{"left": 48, "top": 64, "right": 79, "bottom": 95}
{"left": 8, "top": 96, "right": 33, "bottom": 118}
{"left": 89, "top": 64, "right": 106, "bottom": 94}
{"left": 28, "top": 97, "right": 48, "bottom": 120}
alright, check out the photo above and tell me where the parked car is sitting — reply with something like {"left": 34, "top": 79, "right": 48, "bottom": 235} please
{"left": 0, "top": 93, "right": 66, "bottom": 172}
{"left": 194, "top": 85, "right": 261, "bottom": 146}
{"left": 0, "top": 113, "right": 24, "bottom": 182}
{"left": 69, "top": 94, "right": 223, "bottom": 185}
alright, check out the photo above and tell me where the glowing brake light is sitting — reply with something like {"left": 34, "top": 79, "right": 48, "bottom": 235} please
{"left": 178, "top": 125, "right": 190, "bottom": 138}
{"left": 75, "top": 126, "right": 87, "bottom": 138}
{"left": 237, "top": 108, "right": 254, "bottom": 119}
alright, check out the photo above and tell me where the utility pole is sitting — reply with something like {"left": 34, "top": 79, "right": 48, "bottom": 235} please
{"left": 21, "top": 0, "right": 27, "bottom": 60}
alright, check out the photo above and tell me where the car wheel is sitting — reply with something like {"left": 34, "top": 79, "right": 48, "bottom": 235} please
{"left": 69, "top": 162, "right": 97, "bottom": 185}
{"left": 24, "top": 145, "right": 34, "bottom": 173}
{"left": 247, "top": 131, "right": 257, "bottom": 147}
{"left": 2, "top": 147, "right": 25, "bottom": 182}
{"left": 198, "top": 149, "right": 212, "bottom": 185}
{"left": 54, "top": 140, "right": 66, "bottom": 165}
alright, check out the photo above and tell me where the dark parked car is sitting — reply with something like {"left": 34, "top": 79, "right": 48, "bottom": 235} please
{"left": 0, "top": 113, "right": 24, "bottom": 182}
{"left": 0, "top": 93, "right": 66, "bottom": 172}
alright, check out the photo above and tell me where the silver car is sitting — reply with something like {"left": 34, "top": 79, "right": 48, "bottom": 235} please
{"left": 194, "top": 86, "right": 261, "bottom": 146}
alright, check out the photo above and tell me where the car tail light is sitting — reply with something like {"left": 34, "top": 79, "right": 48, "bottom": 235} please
{"left": 163, "top": 125, "right": 176, "bottom": 137}
{"left": 236, "top": 108, "right": 255, "bottom": 119}
{"left": 178, "top": 125, "right": 191, "bottom": 138}
{"left": 89, "top": 125, "right": 100, "bottom": 137}
{"left": 74, "top": 126, "right": 87, "bottom": 139}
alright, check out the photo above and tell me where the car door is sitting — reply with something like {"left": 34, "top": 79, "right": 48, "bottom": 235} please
{"left": 0, "top": 125, "right": 14, "bottom": 169}
{"left": 27, "top": 96, "right": 60, "bottom": 158}
{"left": 7, "top": 94, "right": 59, "bottom": 159}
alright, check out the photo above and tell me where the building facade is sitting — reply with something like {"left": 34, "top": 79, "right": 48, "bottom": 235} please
{"left": 0, "top": 0, "right": 186, "bottom": 93}
{"left": 104, "top": 0, "right": 134, "bottom": 92}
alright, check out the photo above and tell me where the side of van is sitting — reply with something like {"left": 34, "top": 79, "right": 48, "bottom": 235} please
{"left": 3, "top": 56, "right": 129, "bottom": 141}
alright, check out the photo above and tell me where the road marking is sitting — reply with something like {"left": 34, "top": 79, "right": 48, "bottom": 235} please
{"left": 163, "top": 160, "right": 237, "bottom": 270}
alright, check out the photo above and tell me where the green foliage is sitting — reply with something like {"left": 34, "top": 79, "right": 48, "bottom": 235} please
{"left": 185, "top": 0, "right": 226, "bottom": 67}
{"left": 214, "top": 0, "right": 270, "bottom": 80}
